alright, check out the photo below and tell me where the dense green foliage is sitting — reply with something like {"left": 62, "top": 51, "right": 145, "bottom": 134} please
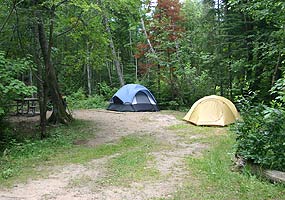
{"left": 233, "top": 76, "right": 285, "bottom": 171}
{"left": 234, "top": 75, "right": 285, "bottom": 171}
{"left": 234, "top": 105, "right": 285, "bottom": 171}
{"left": 0, "top": 52, "right": 36, "bottom": 121}
{"left": 66, "top": 88, "right": 109, "bottom": 110}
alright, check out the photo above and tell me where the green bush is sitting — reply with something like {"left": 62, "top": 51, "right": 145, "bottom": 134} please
{"left": 66, "top": 89, "right": 108, "bottom": 109}
{"left": 67, "top": 88, "right": 86, "bottom": 101}
{"left": 233, "top": 104, "right": 285, "bottom": 171}
{"left": 0, "top": 52, "right": 36, "bottom": 121}
{"left": 97, "top": 82, "right": 118, "bottom": 100}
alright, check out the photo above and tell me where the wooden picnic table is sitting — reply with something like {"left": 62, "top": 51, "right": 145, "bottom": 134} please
{"left": 15, "top": 98, "right": 38, "bottom": 115}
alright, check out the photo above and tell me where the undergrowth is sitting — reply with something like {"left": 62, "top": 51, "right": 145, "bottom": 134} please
{"left": 65, "top": 88, "right": 108, "bottom": 110}
{"left": 233, "top": 105, "right": 285, "bottom": 171}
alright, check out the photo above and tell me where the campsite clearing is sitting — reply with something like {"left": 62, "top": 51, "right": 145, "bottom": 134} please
{"left": 0, "top": 110, "right": 284, "bottom": 200}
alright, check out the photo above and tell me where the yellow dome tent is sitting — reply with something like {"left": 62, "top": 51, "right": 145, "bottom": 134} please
{"left": 183, "top": 95, "right": 240, "bottom": 126}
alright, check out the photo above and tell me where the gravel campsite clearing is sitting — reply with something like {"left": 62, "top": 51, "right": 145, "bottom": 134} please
{"left": 1, "top": 109, "right": 280, "bottom": 200}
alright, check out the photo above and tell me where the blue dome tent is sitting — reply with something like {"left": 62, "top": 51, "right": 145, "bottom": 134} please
{"left": 107, "top": 84, "right": 159, "bottom": 112}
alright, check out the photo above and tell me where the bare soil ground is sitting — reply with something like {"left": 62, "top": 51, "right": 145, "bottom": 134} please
{"left": 0, "top": 109, "right": 210, "bottom": 200}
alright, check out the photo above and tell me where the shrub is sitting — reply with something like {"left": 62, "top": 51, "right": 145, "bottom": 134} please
{"left": 97, "top": 82, "right": 118, "bottom": 100}
{"left": 0, "top": 52, "right": 36, "bottom": 121}
{"left": 67, "top": 88, "right": 86, "bottom": 101}
{"left": 233, "top": 104, "right": 285, "bottom": 171}
{"left": 66, "top": 89, "right": 108, "bottom": 110}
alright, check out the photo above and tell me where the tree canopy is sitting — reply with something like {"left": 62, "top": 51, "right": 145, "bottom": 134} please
{"left": 0, "top": 0, "right": 284, "bottom": 115}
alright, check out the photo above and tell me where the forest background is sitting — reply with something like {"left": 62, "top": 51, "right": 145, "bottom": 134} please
{"left": 1, "top": 0, "right": 285, "bottom": 113}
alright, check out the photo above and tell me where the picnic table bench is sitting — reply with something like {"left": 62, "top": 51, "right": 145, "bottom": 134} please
{"left": 15, "top": 98, "right": 38, "bottom": 115}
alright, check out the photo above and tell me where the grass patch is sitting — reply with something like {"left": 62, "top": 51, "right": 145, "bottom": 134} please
{"left": 67, "top": 135, "right": 162, "bottom": 188}
{"left": 167, "top": 133, "right": 285, "bottom": 200}
{"left": 168, "top": 123, "right": 227, "bottom": 145}
{"left": 69, "top": 175, "right": 93, "bottom": 188}
{"left": 160, "top": 110, "right": 186, "bottom": 120}
{"left": 102, "top": 149, "right": 159, "bottom": 186}
{"left": 168, "top": 123, "right": 226, "bottom": 135}
{"left": 167, "top": 123, "right": 191, "bottom": 130}
{"left": 49, "top": 135, "right": 154, "bottom": 165}
{"left": 0, "top": 120, "right": 154, "bottom": 187}
{"left": 99, "top": 136, "right": 160, "bottom": 186}
{"left": 0, "top": 120, "right": 95, "bottom": 186}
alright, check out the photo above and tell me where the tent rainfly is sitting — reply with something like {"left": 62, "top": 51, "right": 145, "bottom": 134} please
{"left": 107, "top": 84, "right": 159, "bottom": 112}
{"left": 183, "top": 95, "right": 240, "bottom": 126}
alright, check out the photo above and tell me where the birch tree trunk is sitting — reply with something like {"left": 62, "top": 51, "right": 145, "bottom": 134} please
{"left": 105, "top": 19, "right": 125, "bottom": 86}
{"left": 140, "top": 16, "right": 161, "bottom": 97}
{"left": 99, "top": 0, "right": 124, "bottom": 86}
{"left": 86, "top": 42, "right": 92, "bottom": 97}
{"left": 129, "top": 30, "right": 137, "bottom": 81}
{"left": 140, "top": 17, "right": 156, "bottom": 55}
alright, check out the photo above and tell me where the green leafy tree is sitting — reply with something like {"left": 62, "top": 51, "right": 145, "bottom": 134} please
{"left": 0, "top": 52, "right": 36, "bottom": 121}
{"left": 227, "top": 0, "right": 285, "bottom": 102}
{"left": 55, "top": 1, "right": 108, "bottom": 96}
{"left": 136, "top": 0, "right": 185, "bottom": 101}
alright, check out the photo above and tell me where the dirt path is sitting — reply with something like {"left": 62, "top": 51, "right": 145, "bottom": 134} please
{"left": 0, "top": 110, "right": 208, "bottom": 200}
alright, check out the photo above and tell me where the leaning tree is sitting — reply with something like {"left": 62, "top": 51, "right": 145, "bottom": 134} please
{"left": 32, "top": 0, "right": 73, "bottom": 137}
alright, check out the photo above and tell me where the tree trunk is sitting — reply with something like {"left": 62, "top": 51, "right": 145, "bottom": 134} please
{"left": 99, "top": 0, "right": 124, "bottom": 86}
{"left": 86, "top": 42, "right": 92, "bottom": 97}
{"left": 141, "top": 15, "right": 162, "bottom": 97}
{"left": 36, "top": 11, "right": 72, "bottom": 124}
{"left": 105, "top": 19, "right": 124, "bottom": 86}
{"left": 129, "top": 30, "right": 137, "bottom": 81}
{"left": 140, "top": 17, "right": 156, "bottom": 55}
{"left": 135, "top": 58, "right": 138, "bottom": 82}
{"left": 271, "top": 51, "right": 282, "bottom": 87}
{"left": 157, "top": 64, "right": 161, "bottom": 99}
{"left": 106, "top": 62, "right": 113, "bottom": 84}
{"left": 33, "top": 25, "right": 48, "bottom": 138}
{"left": 216, "top": 0, "right": 224, "bottom": 96}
